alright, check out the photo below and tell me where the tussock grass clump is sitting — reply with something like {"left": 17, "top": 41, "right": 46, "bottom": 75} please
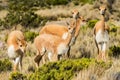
{"left": 0, "top": 59, "right": 12, "bottom": 72}
{"left": 109, "top": 45, "right": 120, "bottom": 58}
{"left": 28, "top": 58, "right": 96, "bottom": 80}
{"left": 24, "top": 31, "right": 38, "bottom": 42}
{"left": 9, "top": 72, "right": 27, "bottom": 80}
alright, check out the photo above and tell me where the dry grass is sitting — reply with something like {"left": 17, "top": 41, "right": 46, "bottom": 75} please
{"left": 72, "top": 59, "right": 120, "bottom": 80}
{"left": 0, "top": 1, "right": 120, "bottom": 80}
{"left": 0, "top": 10, "right": 8, "bottom": 20}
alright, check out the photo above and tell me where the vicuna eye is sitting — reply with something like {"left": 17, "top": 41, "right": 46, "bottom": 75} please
{"left": 20, "top": 45, "right": 22, "bottom": 47}
{"left": 82, "top": 20, "right": 85, "bottom": 22}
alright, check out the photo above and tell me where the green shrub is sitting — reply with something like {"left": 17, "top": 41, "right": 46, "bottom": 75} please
{"left": 24, "top": 31, "right": 38, "bottom": 42}
{"left": 9, "top": 72, "right": 27, "bottom": 80}
{"left": 0, "top": 59, "right": 12, "bottom": 72}
{"left": 28, "top": 58, "right": 95, "bottom": 80}
{"left": 4, "top": 11, "right": 43, "bottom": 28}
{"left": 109, "top": 45, "right": 120, "bottom": 58}
{"left": 72, "top": 0, "right": 96, "bottom": 5}
{"left": 110, "top": 27, "right": 117, "bottom": 33}
{"left": 28, "top": 58, "right": 112, "bottom": 80}
{"left": 8, "top": 0, "right": 69, "bottom": 11}
{"left": 87, "top": 19, "right": 98, "bottom": 28}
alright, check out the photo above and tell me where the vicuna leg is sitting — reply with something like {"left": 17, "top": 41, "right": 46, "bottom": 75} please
{"left": 97, "top": 43, "right": 102, "bottom": 61}
{"left": 101, "top": 42, "right": 107, "bottom": 61}
{"left": 34, "top": 50, "right": 43, "bottom": 68}
{"left": 13, "top": 57, "right": 20, "bottom": 72}
{"left": 95, "top": 39, "right": 99, "bottom": 55}
{"left": 67, "top": 46, "right": 71, "bottom": 58}
{"left": 19, "top": 55, "right": 23, "bottom": 72}
{"left": 48, "top": 52, "right": 52, "bottom": 62}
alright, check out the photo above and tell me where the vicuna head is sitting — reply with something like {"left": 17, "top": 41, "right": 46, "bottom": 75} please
{"left": 71, "top": 9, "right": 80, "bottom": 19}
{"left": 99, "top": 5, "right": 107, "bottom": 15}
{"left": 16, "top": 38, "right": 27, "bottom": 53}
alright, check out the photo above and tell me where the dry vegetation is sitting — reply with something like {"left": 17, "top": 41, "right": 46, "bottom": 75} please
{"left": 0, "top": 0, "right": 120, "bottom": 80}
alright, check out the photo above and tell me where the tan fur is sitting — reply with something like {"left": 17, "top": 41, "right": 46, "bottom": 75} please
{"left": 39, "top": 11, "right": 85, "bottom": 44}
{"left": 94, "top": 5, "right": 110, "bottom": 61}
{"left": 7, "top": 30, "right": 27, "bottom": 72}
{"left": 34, "top": 30, "right": 72, "bottom": 68}
{"left": 39, "top": 24, "right": 69, "bottom": 38}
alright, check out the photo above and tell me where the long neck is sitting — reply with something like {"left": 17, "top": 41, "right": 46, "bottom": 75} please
{"left": 101, "top": 14, "right": 105, "bottom": 22}
{"left": 100, "top": 14, "right": 106, "bottom": 30}
{"left": 74, "top": 18, "right": 81, "bottom": 38}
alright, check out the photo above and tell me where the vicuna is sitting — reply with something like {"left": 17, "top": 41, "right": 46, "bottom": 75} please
{"left": 93, "top": 5, "right": 110, "bottom": 61}
{"left": 7, "top": 30, "right": 27, "bottom": 72}
{"left": 34, "top": 25, "right": 74, "bottom": 68}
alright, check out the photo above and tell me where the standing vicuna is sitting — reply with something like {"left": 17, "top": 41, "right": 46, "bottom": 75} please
{"left": 7, "top": 30, "right": 27, "bottom": 72}
{"left": 34, "top": 25, "right": 74, "bottom": 68}
{"left": 39, "top": 10, "right": 86, "bottom": 45}
{"left": 93, "top": 5, "right": 110, "bottom": 61}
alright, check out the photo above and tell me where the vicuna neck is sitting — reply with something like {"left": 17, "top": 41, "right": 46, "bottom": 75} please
{"left": 100, "top": 14, "right": 106, "bottom": 31}
{"left": 101, "top": 14, "right": 105, "bottom": 22}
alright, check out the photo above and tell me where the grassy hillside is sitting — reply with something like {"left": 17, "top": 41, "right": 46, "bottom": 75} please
{"left": 0, "top": 0, "right": 120, "bottom": 80}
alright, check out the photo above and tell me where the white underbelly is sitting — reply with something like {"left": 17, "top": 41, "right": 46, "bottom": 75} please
{"left": 7, "top": 45, "right": 19, "bottom": 59}
{"left": 95, "top": 30, "right": 109, "bottom": 43}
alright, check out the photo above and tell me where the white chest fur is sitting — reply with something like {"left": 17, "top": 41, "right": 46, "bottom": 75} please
{"left": 7, "top": 45, "right": 18, "bottom": 59}
{"left": 95, "top": 30, "right": 109, "bottom": 43}
{"left": 62, "top": 32, "right": 68, "bottom": 40}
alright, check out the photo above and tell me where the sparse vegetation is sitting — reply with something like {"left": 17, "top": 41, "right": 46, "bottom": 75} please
{"left": 9, "top": 72, "right": 27, "bottom": 80}
{"left": 0, "top": 59, "right": 12, "bottom": 72}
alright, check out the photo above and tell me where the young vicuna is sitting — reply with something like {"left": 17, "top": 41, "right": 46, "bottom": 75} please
{"left": 7, "top": 30, "right": 27, "bottom": 72}
{"left": 34, "top": 26, "right": 74, "bottom": 68}
{"left": 93, "top": 5, "right": 110, "bottom": 61}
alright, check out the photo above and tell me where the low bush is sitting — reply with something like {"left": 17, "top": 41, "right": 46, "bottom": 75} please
{"left": 28, "top": 58, "right": 111, "bottom": 80}
{"left": 3, "top": 10, "right": 57, "bottom": 29}
{"left": 24, "top": 31, "right": 38, "bottom": 42}
{"left": 4, "top": 11, "right": 43, "bottom": 28}
{"left": 109, "top": 45, "right": 120, "bottom": 58}
{"left": 0, "top": 59, "right": 12, "bottom": 72}
{"left": 110, "top": 27, "right": 117, "bottom": 33}
{"left": 9, "top": 72, "right": 27, "bottom": 80}
{"left": 8, "top": 0, "right": 69, "bottom": 11}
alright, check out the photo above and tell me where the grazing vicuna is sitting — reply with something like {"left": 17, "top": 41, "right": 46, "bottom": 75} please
{"left": 34, "top": 26, "right": 74, "bottom": 68}
{"left": 93, "top": 5, "right": 110, "bottom": 61}
{"left": 7, "top": 30, "right": 27, "bottom": 72}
